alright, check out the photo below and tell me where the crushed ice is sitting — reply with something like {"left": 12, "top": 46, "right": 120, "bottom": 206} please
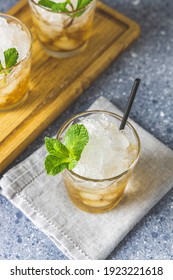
{"left": 0, "top": 17, "right": 30, "bottom": 68}
{"left": 73, "top": 114, "right": 135, "bottom": 179}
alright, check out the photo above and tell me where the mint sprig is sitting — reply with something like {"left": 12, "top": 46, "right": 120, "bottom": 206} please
{"left": 38, "top": 0, "right": 93, "bottom": 14}
{"left": 44, "top": 124, "right": 89, "bottom": 175}
{"left": 0, "top": 48, "right": 19, "bottom": 75}
{"left": 38, "top": 0, "right": 69, "bottom": 12}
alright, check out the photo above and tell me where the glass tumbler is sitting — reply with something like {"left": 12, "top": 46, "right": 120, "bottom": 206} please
{"left": 57, "top": 111, "right": 140, "bottom": 214}
{"left": 29, "top": 0, "right": 96, "bottom": 58}
{"left": 0, "top": 13, "right": 32, "bottom": 111}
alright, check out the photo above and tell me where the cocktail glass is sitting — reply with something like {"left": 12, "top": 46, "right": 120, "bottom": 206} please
{"left": 28, "top": 0, "right": 96, "bottom": 58}
{"left": 57, "top": 111, "right": 140, "bottom": 213}
{"left": 0, "top": 14, "right": 32, "bottom": 111}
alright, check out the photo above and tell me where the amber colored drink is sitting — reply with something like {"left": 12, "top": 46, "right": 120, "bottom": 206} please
{"left": 29, "top": 0, "right": 96, "bottom": 58}
{"left": 0, "top": 57, "right": 31, "bottom": 110}
{"left": 0, "top": 14, "right": 32, "bottom": 111}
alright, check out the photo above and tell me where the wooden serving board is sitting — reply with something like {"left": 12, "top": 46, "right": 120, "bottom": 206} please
{"left": 0, "top": 0, "right": 140, "bottom": 173}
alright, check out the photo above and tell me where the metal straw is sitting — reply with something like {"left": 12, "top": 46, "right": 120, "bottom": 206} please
{"left": 119, "top": 78, "right": 141, "bottom": 130}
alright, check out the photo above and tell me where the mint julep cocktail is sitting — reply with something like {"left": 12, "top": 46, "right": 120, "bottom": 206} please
{"left": 0, "top": 14, "right": 32, "bottom": 111}
{"left": 45, "top": 111, "right": 140, "bottom": 213}
{"left": 29, "top": 0, "right": 96, "bottom": 57}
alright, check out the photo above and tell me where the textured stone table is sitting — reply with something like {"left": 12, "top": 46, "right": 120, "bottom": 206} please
{"left": 0, "top": 0, "right": 173, "bottom": 260}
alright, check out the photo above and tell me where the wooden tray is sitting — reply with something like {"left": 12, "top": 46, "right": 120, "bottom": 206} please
{"left": 0, "top": 0, "right": 140, "bottom": 173}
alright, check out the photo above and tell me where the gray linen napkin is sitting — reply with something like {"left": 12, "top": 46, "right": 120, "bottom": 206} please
{"left": 1, "top": 97, "right": 173, "bottom": 260}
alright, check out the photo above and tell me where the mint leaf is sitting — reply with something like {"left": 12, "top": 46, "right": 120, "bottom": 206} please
{"left": 0, "top": 48, "right": 19, "bottom": 77}
{"left": 38, "top": 0, "right": 69, "bottom": 12}
{"left": 45, "top": 155, "right": 69, "bottom": 175}
{"left": 38, "top": 0, "right": 93, "bottom": 14}
{"left": 0, "top": 61, "right": 3, "bottom": 71}
{"left": 52, "top": 2, "right": 69, "bottom": 12}
{"left": 44, "top": 124, "right": 89, "bottom": 176}
{"left": 4, "top": 48, "right": 19, "bottom": 68}
{"left": 64, "top": 124, "right": 89, "bottom": 161}
{"left": 77, "top": 0, "right": 93, "bottom": 9}
{"left": 45, "top": 137, "right": 69, "bottom": 158}
{"left": 38, "top": 0, "right": 57, "bottom": 9}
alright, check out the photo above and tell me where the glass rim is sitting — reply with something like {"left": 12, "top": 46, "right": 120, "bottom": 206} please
{"left": 0, "top": 13, "right": 32, "bottom": 72}
{"left": 29, "top": 0, "right": 95, "bottom": 15}
{"left": 57, "top": 110, "right": 141, "bottom": 182}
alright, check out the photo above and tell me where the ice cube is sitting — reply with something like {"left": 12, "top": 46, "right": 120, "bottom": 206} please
{"left": 82, "top": 199, "right": 111, "bottom": 207}
{"left": 80, "top": 191, "right": 102, "bottom": 200}
{"left": 55, "top": 36, "right": 79, "bottom": 50}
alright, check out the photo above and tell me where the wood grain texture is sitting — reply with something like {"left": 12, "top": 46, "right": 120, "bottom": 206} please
{"left": 0, "top": 0, "right": 140, "bottom": 172}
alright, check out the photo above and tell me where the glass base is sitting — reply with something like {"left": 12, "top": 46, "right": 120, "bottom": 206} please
{"left": 68, "top": 193, "right": 124, "bottom": 214}
{"left": 0, "top": 91, "right": 29, "bottom": 112}
{"left": 40, "top": 42, "right": 88, "bottom": 58}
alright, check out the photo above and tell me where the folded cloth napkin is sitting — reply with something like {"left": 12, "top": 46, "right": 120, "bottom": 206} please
{"left": 1, "top": 97, "right": 173, "bottom": 260}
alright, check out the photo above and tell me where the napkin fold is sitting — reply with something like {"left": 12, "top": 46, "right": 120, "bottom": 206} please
{"left": 1, "top": 97, "right": 173, "bottom": 260}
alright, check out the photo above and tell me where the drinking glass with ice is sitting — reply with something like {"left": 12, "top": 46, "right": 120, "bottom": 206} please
{"left": 45, "top": 111, "right": 140, "bottom": 214}
{"left": 0, "top": 14, "right": 32, "bottom": 111}
{"left": 28, "top": 0, "right": 96, "bottom": 58}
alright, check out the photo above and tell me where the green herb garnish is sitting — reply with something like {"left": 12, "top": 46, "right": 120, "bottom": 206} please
{"left": 38, "top": 0, "right": 93, "bottom": 14}
{"left": 44, "top": 124, "right": 89, "bottom": 175}
{"left": 38, "top": 0, "right": 69, "bottom": 12}
{"left": 77, "top": 0, "right": 92, "bottom": 9}
{"left": 4, "top": 48, "right": 19, "bottom": 68}
{"left": 0, "top": 48, "right": 19, "bottom": 75}
{"left": 0, "top": 62, "right": 3, "bottom": 71}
